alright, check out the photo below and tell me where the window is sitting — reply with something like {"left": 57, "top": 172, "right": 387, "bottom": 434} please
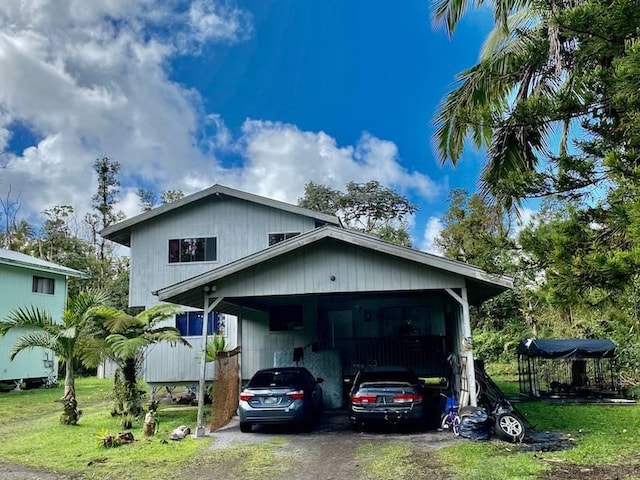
{"left": 32, "top": 276, "right": 55, "bottom": 294}
{"left": 269, "top": 305, "right": 304, "bottom": 331}
{"left": 168, "top": 237, "right": 217, "bottom": 263}
{"left": 268, "top": 232, "right": 301, "bottom": 246}
{"left": 176, "top": 311, "right": 225, "bottom": 337}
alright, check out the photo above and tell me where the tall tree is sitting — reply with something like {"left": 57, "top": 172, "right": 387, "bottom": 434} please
{"left": 85, "top": 157, "right": 124, "bottom": 262}
{"left": 298, "top": 181, "right": 417, "bottom": 247}
{"left": 0, "top": 290, "right": 110, "bottom": 424}
{"left": 432, "top": 0, "right": 640, "bottom": 208}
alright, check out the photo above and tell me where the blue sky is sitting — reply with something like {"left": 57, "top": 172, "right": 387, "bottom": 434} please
{"left": 0, "top": 0, "right": 500, "bottom": 251}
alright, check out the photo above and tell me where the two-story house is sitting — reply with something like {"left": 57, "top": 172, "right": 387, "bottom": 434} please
{"left": 0, "top": 249, "right": 83, "bottom": 388}
{"left": 101, "top": 184, "right": 512, "bottom": 408}
{"left": 100, "top": 185, "right": 341, "bottom": 393}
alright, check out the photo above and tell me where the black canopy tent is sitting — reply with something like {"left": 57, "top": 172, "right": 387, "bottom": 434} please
{"left": 517, "top": 339, "right": 618, "bottom": 397}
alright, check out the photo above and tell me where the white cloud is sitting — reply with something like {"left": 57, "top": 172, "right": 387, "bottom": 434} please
{"left": 213, "top": 120, "right": 442, "bottom": 205}
{"left": 419, "top": 216, "right": 444, "bottom": 255}
{"left": 0, "top": 0, "right": 249, "bottom": 224}
{"left": 0, "top": 1, "right": 442, "bottom": 238}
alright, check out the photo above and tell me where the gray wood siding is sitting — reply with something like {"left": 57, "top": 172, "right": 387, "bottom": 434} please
{"left": 141, "top": 311, "right": 238, "bottom": 385}
{"left": 240, "top": 304, "right": 317, "bottom": 380}
{"left": 214, "top": 240, "right": 465, "bottom": 298}
{"left": 142, "top": 338, "right": 214, "bottom": 384}
{"left": 129, "top": 197, "right": 319, "bottom": 307}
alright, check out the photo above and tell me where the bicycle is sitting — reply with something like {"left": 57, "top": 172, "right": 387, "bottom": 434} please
{"left": 439, "top": 394, "right": 460, "bottom": 435}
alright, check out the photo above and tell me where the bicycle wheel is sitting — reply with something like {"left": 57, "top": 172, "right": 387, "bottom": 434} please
{"left": 451, "top": 415, "right": 461, "bottom": 436}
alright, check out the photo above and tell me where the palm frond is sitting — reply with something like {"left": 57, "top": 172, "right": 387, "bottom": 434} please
{"left": 136, "top": 304, "right": 181, "bottom": 327}
{"left": 0, "top": 306, "right": 55, "bottom": 335}
{"left": 68, "top": 289, "right": 110, "bottom": 319}
{"left": 143, "top": 327, "right": 191, "bottom": 347}
{"left": 9, "top": 332, "right": 60, "bottom": 360}
{"left": 77, "top": 336, "right": 111, "bottom": 368}
{"left": 106, "top": 334, "right": 150, "bottom": 359}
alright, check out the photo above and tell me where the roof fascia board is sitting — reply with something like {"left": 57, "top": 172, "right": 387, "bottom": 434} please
{"left": 0, "top": 257, "right": 84, "bottom": 278}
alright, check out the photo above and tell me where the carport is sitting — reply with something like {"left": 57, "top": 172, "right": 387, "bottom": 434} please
{"left": 154, "top": 226, "right": 511, "bottom": 428}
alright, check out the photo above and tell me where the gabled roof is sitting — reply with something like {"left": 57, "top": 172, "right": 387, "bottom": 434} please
{"left": 100, "top": 184, "right": 342, "bottom": 246}
{"left": 155, "top": 225, "right": 513, "bottom": 307}
{"left": 0, "top": 248, "right": 84, "bottom": 278}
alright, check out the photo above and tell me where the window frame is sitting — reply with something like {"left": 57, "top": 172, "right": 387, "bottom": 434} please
{"left": 32, "top": 276, "right": 55, "bottom": 295}
{"left": 175, "top": 311, "right": 226, "bottom": 337}
{"left": 268, "top": 232, "right": 301, "bottom": 247}
{"left": 168, "top": 237, "right": 217, "bottom": 264}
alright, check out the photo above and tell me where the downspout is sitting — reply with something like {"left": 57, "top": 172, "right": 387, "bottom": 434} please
{"left": 445, "top": 287, "right": 477, "bottom": 407}
{"left": 196, "top": 288, "right": 223, "bottom": 438}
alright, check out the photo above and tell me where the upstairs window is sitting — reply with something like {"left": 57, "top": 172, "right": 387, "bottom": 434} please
{"left": 176, "top": 311, "right": 225, "bottom": 337}
{"left": 169, "top": 237, "right": 217, "bottom": 263}
{"left": 32, "top": 276, "right": 55, "bottom": 295}
{"left": 268, "top": 232, "right": 301, "bottom": 246}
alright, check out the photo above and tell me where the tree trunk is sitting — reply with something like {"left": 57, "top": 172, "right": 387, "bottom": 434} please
{"left": 63, "top": 360, "right": 75, "bottom": 400}
{"left": 61, "top": 361, "right": 80, "bottom": 425}
{"left": 121, "top": 357, "right": 143, "bottom": 426}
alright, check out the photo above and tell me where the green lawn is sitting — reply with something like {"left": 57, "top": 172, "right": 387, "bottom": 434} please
{"left": 1, "top": 377, "right": 639, "bottom": 479}
{"left": 0, "top": 378, "right": 210, "bottom": 479}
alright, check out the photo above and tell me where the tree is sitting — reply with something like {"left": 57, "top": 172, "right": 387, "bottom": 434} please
{"left": 136, "top": 188, "right": 185, "bottom": 212}
{"left": 82, "top": 304, "right": 190, "bottom": 427}
{"left": 85, "top": 157, "right": 124, "bottom": 262}
{"left": 434, "top": 189, "right": 526, "bottom": 362}
{"left": 298, "top": 181, "right": 417, "bottom": 247}
{"left": 432, "top": 0, "right": 640, "bottom": 207}
{"left": 435, "top": 189, "right": 515, "bottom": 273}
{"left": 0, "top": 290, "right": 110, "bottom": 424}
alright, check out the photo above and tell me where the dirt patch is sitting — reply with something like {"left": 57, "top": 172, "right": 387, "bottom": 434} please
{"left": 196, "top": 411, "right": 459, "bottom": 480}
{"left": 539, "top": 459, "right": 640, "bottom": 480}
{"left": 0, "top": 463, "right": 77, "bottom": 480}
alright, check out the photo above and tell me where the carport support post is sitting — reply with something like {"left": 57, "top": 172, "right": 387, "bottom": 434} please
{"left": 445, "top": 287, "right": 477, "bottom": 407}
{"left": 196, "top": 292, "right": 223, "bottom": 438}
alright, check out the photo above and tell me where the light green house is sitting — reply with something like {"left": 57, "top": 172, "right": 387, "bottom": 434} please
{"left": 0, "top": 248, "right": 83, "bottom": 388}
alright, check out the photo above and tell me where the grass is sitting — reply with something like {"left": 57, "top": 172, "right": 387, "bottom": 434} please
{"left": 1, "top": 376, "right": 639, "bottom": 479}
{"left": 0, "top": 377, "right": 210, "bottom": 479}
{"left": 436, "top": 379, "right": 640, "bottom": 479}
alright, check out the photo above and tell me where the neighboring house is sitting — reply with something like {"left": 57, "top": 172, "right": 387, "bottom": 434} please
{"left": 102, "top": 184, "right": 512, "bottom": 408}
{"left": 0, "top": 248, "right": 83, "bottom": 388}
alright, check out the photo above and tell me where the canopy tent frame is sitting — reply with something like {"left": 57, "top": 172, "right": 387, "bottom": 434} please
{"left": 517, "top": 339, "right": 618, "bottom": 398}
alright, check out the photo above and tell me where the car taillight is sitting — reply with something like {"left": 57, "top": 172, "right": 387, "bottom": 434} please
{"left": 285, "top": 390, "right": 304, "bottom": 400}
{"left": 239, "top": 391, "right": 254, "bottom": 401}
{"left": 350, "top": 394, "right": 377, "bottom": 404}
{"left": 393, "top": 393, "right": 423, "bottom": 403}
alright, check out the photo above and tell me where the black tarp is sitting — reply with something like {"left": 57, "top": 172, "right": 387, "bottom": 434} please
{"left": 517, "top": 338, "right": 616, "bottom": 359}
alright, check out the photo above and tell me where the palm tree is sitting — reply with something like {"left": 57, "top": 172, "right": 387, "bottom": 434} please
{"left": 0, "top": 290, "right": 110, "bottom": 424}
{"left": 432, "top": 0, "right": 593, "bottom": 208}
{"left": 82, "top": 304, "right": 190, "bottom": 427}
